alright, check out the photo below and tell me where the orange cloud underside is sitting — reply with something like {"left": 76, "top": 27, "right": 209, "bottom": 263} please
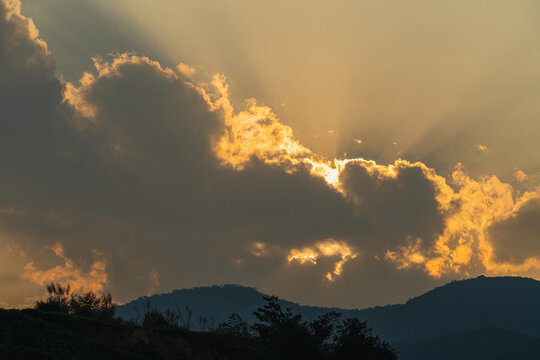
{"left": 20, "top": 243, "right": 107, "bottom": 294}
{"left": 287, "top": 239, "right": 358, "bottom": 282}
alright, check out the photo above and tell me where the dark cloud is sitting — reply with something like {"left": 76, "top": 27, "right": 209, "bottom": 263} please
{"left": 0, "top": 0, "right": 369, "bottom": 304}
{"left": 3, "top": 0, "right": 539, "bottom": 309}
{"left": 340, "top": 162, "right": 444, "bottom": 251}
{"left": 490, "top": 199, "right": 540, "bottom": 264}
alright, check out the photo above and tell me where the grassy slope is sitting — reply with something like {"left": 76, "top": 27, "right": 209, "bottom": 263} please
{"left": 0, "top": 308, "right": 257, "bottom": 360}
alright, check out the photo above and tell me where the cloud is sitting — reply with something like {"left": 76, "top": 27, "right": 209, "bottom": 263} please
{"left": 209, "top": 75, "right": 540, "bottom": 282}
{"left": 176, "top": 62, "right": 196, "bottom": 78}
{"left": 146, "top": 268, "right": 160, "bottom": 296}
{"left": 385, "top": 164, "right": 540, "bottom": 277}
{"left": 1, "top": 0, "right": 360, "bottom": 305}
{"left": 515, "top": 169, "right": 529, "bottom": 183}
{"left": 250, "top": 242, "right": 268, "bottom": 257}
{"left": 0, "top": 0, "right": 50, "bottom": 68}
{"left": 475, "top": 144, "right": 489, "bottom": 153}
{"left": 288, "top": 239, "right": 358, "bottom": 281}
{"left": 489, "top": 199, "right": 540, "bottom": 265}
{"left": 20, "top": 243, "right": 107, "bottom": 294}
{"left": 2, "top": 0, "right": 540, "bottom": 309}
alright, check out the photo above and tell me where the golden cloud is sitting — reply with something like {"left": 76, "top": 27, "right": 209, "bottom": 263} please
{"left": 6, "top": 0, "right": 540, "bottom": 289}
{"left": 64, "top": 53, "right": 181, "bottom": 126}
{"left": 200, "top": 72, "right": 540, "bottom": 280}
{"left": 475, "top": 144, "right": 489, "bottom": 153}
{"left": 20, "top": 243, "right": 108, "bottom": 294}
{"left": 386, "top": 164, "right": 540, "bottom": 277}
{"left": 287, "top": 239, "right": 358, "bottom": 281}
{"left": 2, "top": 0, "right": 51, "bottom": 68}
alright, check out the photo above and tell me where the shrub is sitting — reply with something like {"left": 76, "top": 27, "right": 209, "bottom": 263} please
{"left": 35, "top": 283, "right": 116, "bottom": 322}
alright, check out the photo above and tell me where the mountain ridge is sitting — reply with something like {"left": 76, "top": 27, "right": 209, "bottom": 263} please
{"left": 118, "top": 276, "right": 540, "bottom": 341}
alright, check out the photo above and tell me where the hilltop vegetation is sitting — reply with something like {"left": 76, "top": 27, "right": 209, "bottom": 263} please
{"left": 0, "top": 283, "right": 396, "bottom": 360}
{"left": 6, "top": 276, "right": 540, "bottom": 359}
{"left": 117, "top": 276, "right": 540, "bottom": 359}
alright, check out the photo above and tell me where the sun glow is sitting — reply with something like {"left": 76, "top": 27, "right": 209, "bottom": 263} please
{"left": 191, "top": 74, "right": 540, "bottom": 280}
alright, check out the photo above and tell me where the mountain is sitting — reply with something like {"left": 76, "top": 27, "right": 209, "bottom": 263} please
{"left": 118, "top": 276, "right": 540, "bottom": 359}
{"left": 359, "top": 275, "right": 540, "bottom": 342}
{"left": 397, "top": 327, "right": 540, "bottom": 360}
{"left": 117, "top": 284, "right": 362, "bottom": 326}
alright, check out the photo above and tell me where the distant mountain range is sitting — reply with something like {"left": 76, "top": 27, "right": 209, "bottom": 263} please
{"left": 118, "top": 276, "right": 540, "bottom": 359}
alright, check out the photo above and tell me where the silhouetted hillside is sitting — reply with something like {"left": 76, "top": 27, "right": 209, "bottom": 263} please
{"left": 117, "top": 285, "right": 361, "bottom": 325}
{"left": 0, "top": 308, "right": 258, "bottom": 359}
{"left": 397, "top": 327, "right": 540, "bottom": 360}
{"left": 118, "top": 276, "right": 540, "bottom": 359}
{"left": 359, "top": 275, "right": 540, "bottom": 342}
{"left": 0, "top": 292, "right": 397, "bottom": 360}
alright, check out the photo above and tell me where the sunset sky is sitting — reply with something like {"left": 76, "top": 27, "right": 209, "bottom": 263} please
{"left": 1, "top": 0, "right": 540, "bottom": 309}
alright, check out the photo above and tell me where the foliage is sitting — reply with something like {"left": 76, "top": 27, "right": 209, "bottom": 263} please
{"left": 332, "top": 318, "right": 397, "bottom": 360}
{"left": 142, "top": 301, "right": 183, "bottom": 329}
{"left": 0, "top": 307, "right": 259, "bottom": 359}
{"left": 142, "top": 307, "right": 170, "bottom": 329}
{"left": 252, "top": 296, "right": 320, "bottom": 359}
{"left": 35, "top": 283, "right": 116, "bottom": 322}
{"left": 218, "top": 313, "right": 250, "bottom": 336}
{"left": 198, "top": 315, "right": 218, "bottom": 332}
{"left": 141, "top": 302, "right": 198, "bottom": 330}
{"left": 70, "top": 291, "right": 116, "bottom": 321}
{"left": 29, "top": 284, "right": 396, "bottom": 359}
{"left": 35, "top": 283, "right": 72, "bottom": 313}
{"left": 251, "top": 295, "right": 397, "bottom": 360}
{"left": 310, "top": 311, "right": 342, "bottom": 352}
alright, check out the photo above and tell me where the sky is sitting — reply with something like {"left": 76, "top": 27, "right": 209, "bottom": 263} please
{"left": 1, "top": 0, "right": 540, "bottom": 309}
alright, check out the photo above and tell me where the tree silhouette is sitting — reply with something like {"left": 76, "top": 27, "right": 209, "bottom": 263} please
{"left": 251, "top": 295, "right": 397, "bottom": 360}
{"left": 218, "top": 313, "right": 250, "bottom": 336}
{"left": 141, "top": 300, "right": 184, "bottom": 329}
{"left": 310, "top": 311, "right": 342, "bottom": 353}
{"left": 70, "top": 291, "right": 115, "bottom": 321}
{"left": 332, "top": 318, "right": 397, "bottom": 360}
{"left": 35, "top": 283, "right": 116, "bottom": 322}
{"left": 35, "top": 283, "right": 72, "bottom": 313}
{"left": 252, "top": 296, "right": 322, "bottom": 359}
{"left": 142, "top": 308, "right": 170, "bottom": 328}
{"left": 32, "top": 284, "right": 396, "bottom": 359}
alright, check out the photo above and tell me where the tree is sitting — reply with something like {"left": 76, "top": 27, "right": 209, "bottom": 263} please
{"left": 218, "top": 313, "right": 250, "bottom": 336}
{"left": 70, "top": 291, "right": 115, "bottom": 321}
{"left": 141, "top": 300, "right": 183, "bottom": 329}
{"left": 332, "top": 318, "right": 397, "bottom": 360}
{"left": 252, "top": 296, "right": 321, "bottom": 360}
{"left": 35, "top": 283, "right": 72, "bottom": 314}
{"left": 142, "top": 308, "right": 170, "bottom": 328}
{"left": 35, "top": 283, "right": 116, "bottom": 322}
{"left": 310, "top": 311, "right": 342, "bottom": 353}
{"left": 251, "top": 296, "right": 398, "bottom": 360}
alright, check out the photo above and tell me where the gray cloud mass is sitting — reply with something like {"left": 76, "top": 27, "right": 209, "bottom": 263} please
{"left": 1, "top": 0, "right": 539, "bottom": 309}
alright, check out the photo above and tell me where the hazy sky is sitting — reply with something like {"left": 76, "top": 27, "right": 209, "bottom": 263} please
{"left": 1, "top": 0, "right": 540, "bottom": 309}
